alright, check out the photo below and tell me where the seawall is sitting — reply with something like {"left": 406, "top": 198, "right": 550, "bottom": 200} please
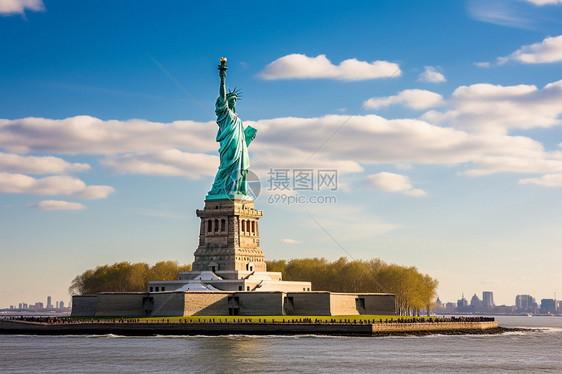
{"left": 0, "top": 319, "right": 502, "bottom": 336}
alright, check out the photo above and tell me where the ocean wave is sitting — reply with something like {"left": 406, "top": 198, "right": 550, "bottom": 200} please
{"left": 151, "top": 334, "right": 365, "bottom": 339}
{"left": 536, "top": 327, "right": 562, "bottom": 333}
{"left": 85, "top": 333, "right": 128, "bottom": 338}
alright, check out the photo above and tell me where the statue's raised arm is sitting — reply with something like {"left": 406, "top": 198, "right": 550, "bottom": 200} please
{"left": 207, "top": 58, "right": 257, "bottom": 200}
{"left": 218, "top": 57, "right": 228, "bottom": 102}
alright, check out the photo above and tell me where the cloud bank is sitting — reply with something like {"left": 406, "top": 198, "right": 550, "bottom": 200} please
{"left": 422, "top": 80, "right": 562, "bottom": 131}
{"left": 523, "top": 0, "right": 562, "bottom": 5}
{"left": 3, "top": 78, "right": 562, "bottom": 197}
{"left": 364, "top": 89, "right": 444, "bottom": 110}
{"left": 101, "top": 149, "right": 218, "bottom": 178}
{"left": 520, "top": 174, "right": 562, "bottom": 187}
{"left": 0, "top": 0, "right": 43, "bottom": 15}
{"left": 0, "top": 116, "right": 216, "bottom": 155}
{"left": 0, "top": 152, "right": 90, "bottom": 174}
{"left": 259, "top": 54, "right": 401, "bottom": 81}
{"left": 0, "top": 173, "right": 114, "bottom": 199}
{"left": 498, "top": 35, "right": 562, "bottom": 64}
{"left": 2, "top": 110, "right": 562, "bottom": 184}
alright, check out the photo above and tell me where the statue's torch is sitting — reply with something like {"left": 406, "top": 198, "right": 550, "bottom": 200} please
{"left": 218, "top": 57, "right": 228, "bottom": 73}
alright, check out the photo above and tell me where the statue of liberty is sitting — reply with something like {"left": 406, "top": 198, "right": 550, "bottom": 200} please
{"left": 208, "top": 58, "right": 257, "bottom": 199}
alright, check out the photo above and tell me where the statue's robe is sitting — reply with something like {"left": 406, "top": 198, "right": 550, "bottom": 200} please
{"left": 208, "top": 96, "right": 257, "bottom": 196}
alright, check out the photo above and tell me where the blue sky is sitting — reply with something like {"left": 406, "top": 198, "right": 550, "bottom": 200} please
{"left": 1, "top": 0, "right": 562, "bottom": 308}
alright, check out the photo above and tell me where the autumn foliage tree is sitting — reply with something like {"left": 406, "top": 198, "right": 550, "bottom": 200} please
{"left": 68, "top": 261, "right": 191, "bottom": 296}
{"left": 268, "top": 257, "right": 438, "bottom": 316}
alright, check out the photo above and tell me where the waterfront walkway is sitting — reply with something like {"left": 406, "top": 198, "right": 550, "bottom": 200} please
{"left": 0, "top": 316, "right": 501, "bottom": 336}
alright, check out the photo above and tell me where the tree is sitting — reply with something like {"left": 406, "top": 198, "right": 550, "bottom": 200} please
{"left": 69, "top": 261, "right": 191, "bottom": 295}
{"left": 266, "top": 257, "right": 438, "bottom": 316}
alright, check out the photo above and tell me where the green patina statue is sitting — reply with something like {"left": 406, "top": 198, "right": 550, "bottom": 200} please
{"left": 207, "top": 58, "right": 257, "bottom": 200}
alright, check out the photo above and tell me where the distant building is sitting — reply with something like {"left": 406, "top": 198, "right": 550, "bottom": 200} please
{"left": 540, "top": 299, "right": 557, "bottom": 314}
{"left": 22, "top": 303, "right": 28, "bottom": 309}
{"left": 47, "top": 296, "right": 52, "bottom": 309}
{"left": 59, "top": 301, "right": 65, "bottom": 308}
{"left": 515, "top": 295, "right": 537, "bottom": 313}
{"left": 482, "top": 291, "right": 495, "bottom": 308}
{"left": 470, "top": 294, "right": 482, "bottom": 307}
{"left": 457, "top": 294, "right": 468, "bottom": 309}
{"left": 56, "top": 301, "right": 59, "bottom": 308}
{"left": 18, "top": 303, "right": 23, "bottom": 309}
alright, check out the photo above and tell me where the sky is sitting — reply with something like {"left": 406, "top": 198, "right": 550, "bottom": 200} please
{"left": 1, "top": 0, "right": 562, "bottom": 308}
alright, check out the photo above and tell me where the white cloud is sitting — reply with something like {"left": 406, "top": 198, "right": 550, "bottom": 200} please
{"left": 0, "top": 152, "right": 90, "bottom": 174}
{"left": 0, "top": 0, "right": 43, "bottom": 15}
{"left": 253, "top": 114, "right": 533, "bottom": 167}
{"left": 467, "top": 0, "right": 534, "bottom": 29}
{"left": 253, "top": 108, "right": 562, "bottom": 179}
{"left": 422, "top": 80, "right": 562, "bottom": 131}
{"left": 365, "top": 172, "right": 426, "bottom": 196}
{"left": 101, "top": 149, "right": 218, "bottom": 178}
{"left": 0, "top": 173, "right": 114, "bottom": 199}
{"left": 364, "top": 89, "right": 444, "bottom": 110}
{"left": 464, "top": 155, "right": 562, "bottom": 176}
{"left": 519, "top": 174, "right": 562, "bottom": 187}
{"left": 418, "top": 66, "right": 446, "bottom": 83}
{"left": 0, "top": 112, "right": 552, "bottom": 183}
{"left": 0, "top": 115, "right": 216, "bottom": 155}
{"left": 280, "top": 238, "right": 301, "bottom": 244}
{"left": 30, "top": 200, "right": 86, "bottom": 211}
{"left": 523, "top": 0, "right": 562, "bottom": 5}
{"left": 258, "top": 54, "right": 401, "bottom": 81}
{"left": 250, "top": 143, "right": 363, "bottom": 177}
{"left": 474, "top": 62, "right": 491, "bottom": 68}
{"left": 498, "top": 35, "right": 562, "bottom": 64}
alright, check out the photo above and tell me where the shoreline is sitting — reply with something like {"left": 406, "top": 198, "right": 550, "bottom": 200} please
{"left": 0, "top": 319, "right": 512, "bottom": 337}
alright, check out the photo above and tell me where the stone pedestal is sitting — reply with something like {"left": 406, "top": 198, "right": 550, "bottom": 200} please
{"left": 192, "top": 198, "right": 267, "bottom": 273}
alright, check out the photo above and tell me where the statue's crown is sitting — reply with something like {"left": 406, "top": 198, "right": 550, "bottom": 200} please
{"left": 227, "top": 87, "right": 242, "bottom": 100}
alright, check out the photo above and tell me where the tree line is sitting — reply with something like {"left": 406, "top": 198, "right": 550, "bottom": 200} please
{"left": 267, "top": 257, "right": 438, "bottom": 316}
{"left": 68, "top": 261, "right": 191, "bottom": 296}
{"left": 69, "top": 257, "right": 438, "bottom": 315}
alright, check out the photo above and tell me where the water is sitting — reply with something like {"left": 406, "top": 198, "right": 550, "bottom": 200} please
{"left": 1, "top": 316, "right": 561, "bottom": 373}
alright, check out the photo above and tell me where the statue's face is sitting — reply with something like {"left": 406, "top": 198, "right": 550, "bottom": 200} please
{"left": 228, "top": 97, "right": 237, "bottom": 108}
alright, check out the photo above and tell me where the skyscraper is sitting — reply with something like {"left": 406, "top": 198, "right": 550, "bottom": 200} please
{"left": 540, "top": 299, "right": 556, "bottom": 314}
{"left": 516, "top": 295, "right": 537, "bottom": 312}
{"left": 47, "top": 296, "right": 52, "bottom": 309}
{"left": 457, "top": 294, "right": 468, "bottom": 309}
{"left": 482, "top": 291, "right": 495, "bottom": 308}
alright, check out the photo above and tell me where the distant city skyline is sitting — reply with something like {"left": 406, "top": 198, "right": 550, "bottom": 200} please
{"left": 435, "top": 290, "right": 560, "bottom": 315}
{"left": 6, "top": 296, "right": 66, "bottom": 311}
{"left": 1, "top": 1, "right": 562, "bottom": 307}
